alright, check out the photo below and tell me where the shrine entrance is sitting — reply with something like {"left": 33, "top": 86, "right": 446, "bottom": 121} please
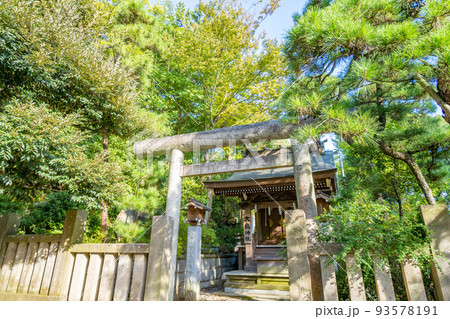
{"left": 133, "top": 119, "right": 327, "bottom": 301}
{"left": 257, "top": 207, "right": 286, "bottom": 245}
{"left": 203, "top": 146, "right": 337, "bottom": 278}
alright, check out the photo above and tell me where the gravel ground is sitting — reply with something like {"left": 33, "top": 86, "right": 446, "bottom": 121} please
{"left": 199, "top": 283, "right": 251, "bottom": 301}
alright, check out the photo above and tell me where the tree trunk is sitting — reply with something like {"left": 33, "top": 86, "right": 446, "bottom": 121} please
{"left": 392, "top": 159, "right": 404, "bottom": 217}
{"left": 374, "top": 84, "right": 436, "bottom": 205}
{"left": 344, "top": 136, "right": 436, "bottom": 205}
{"left": 378, "top": 142, "right": 436, "bottom": 205}
{"left": 101, "top": 199, "right": 109, "bottom": 235}
{"left": 102, "top": 133, "right": 109, "bottom": 235}
{"left": 103, "top": 133, "right": 109, "bottom": 162}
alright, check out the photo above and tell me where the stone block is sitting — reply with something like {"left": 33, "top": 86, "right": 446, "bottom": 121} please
{"left": 421, "top": 204, "right": 450, "bottom": 301}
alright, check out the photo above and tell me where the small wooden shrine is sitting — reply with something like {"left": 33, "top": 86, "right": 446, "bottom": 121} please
{"left": 203, "top": 141, "right": 337, "bottom": 297}
{"left": 204, "top": 141, "right": 336, "bottom": 246}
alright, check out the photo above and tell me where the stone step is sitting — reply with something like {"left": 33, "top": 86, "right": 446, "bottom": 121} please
{"left": 221, "top": 288, "right": 290, "bottom": 300}
{"left": 253, "top": 246, "right": 285, "bottom": 259}
{"left": 255, "top": 256, "right": 285, "bottom": 261}
{"left": 223, "top": 269, "right": 289, "bottom": 279}
{"left": 222, "top": 270, "right": 290, "bottom": 301}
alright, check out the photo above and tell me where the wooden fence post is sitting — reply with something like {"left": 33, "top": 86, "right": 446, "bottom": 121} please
{"left": 285, "top": 209, "right": 313, "bottom": 301}
{"left": 319, "top": 255, "right": 339, "bottom": 301}
{"left": 0, "top": 215, "right": 21, "bottom": 260}
{"left": 0, "top": 214, "right": 21, "bottom": 288}
{"left": 144, "top": 215, "right": 174, "bottom": 301}
{"left": 49, "top": 210, "right": 88, "bottom": 299}
{"left": 420, "top": 204, "right": 450, "bottom": 301}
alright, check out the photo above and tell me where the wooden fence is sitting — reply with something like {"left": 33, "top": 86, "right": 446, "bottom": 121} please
{"left": 307, "top": 204, "right": 450, "bottom": 301}
{"left": 0, "top": 210, "right": 237, "bottom": 301}
{"left": 0, "top": 205, "right": 448, "bottom": 301}
{"left": 309, "top": 244, "right": 426, "bottom": 301}
{"left": 0, "top": 234, "right": 62, "bottom": 300}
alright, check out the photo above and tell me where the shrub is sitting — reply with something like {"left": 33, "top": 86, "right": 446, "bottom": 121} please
{"left": 111, "top": 220, "right": 151, "bottom": 243}
{"left": 0, "top": 195, "right": 26, "bottom": 215}
{"left": 317, "top": 198, "right": 439, "bottom": 300}
{"left": 20, "top": 191, "right": 80, "bottom": 234}
{"left": 318, "top": 199, "right": 435, "bottom": 268}
{"left": 18, "top": 191, "right": 104, "bottom": 241}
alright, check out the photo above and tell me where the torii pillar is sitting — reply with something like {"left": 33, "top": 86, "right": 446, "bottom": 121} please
{"left": 165, "top": 149, "right": 184, "bottom": 300}
{"left": 291, "top": 141, "right": 324, "bottom": 301}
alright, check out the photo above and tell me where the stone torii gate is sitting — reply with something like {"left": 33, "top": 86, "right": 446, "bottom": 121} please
{"left": 133, "top": 119, "right": 322, "bottom": 301}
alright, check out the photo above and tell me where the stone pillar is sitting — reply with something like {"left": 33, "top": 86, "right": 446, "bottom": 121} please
{"left": 372, "top": 256, "right": 396, "bottom": 301}
{"left": 401, "top": 259, "right": 427, "bottom": 301}
{"left": 291, "top": 142, "right": 323, "bottom": 300}
{"left": 165, "top": 148, "right": 184, "bottom": 301}
{"left": 285, "top": 209, "right": 312, "bottom": 301}
{"left": 420, "top": 204, "right": 450, "bottom": 301}
{"left": 145, "top": 215, "right": 174, "bottom": 301}
{"left": 0, "top": 214, "right": 21, "bottom": 266}
{"left": 49, "top": 210, "right": 88, "bottom": 298}
{"left": 243, "top": 205, "right": 254, "bottom": 269}
{"left": 185, "top": 226, "right": 202, "bottom": 301}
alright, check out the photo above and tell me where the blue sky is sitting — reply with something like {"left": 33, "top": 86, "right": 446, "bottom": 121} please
{"left": 149, "top": 0, "right": 308, "bottom": 42}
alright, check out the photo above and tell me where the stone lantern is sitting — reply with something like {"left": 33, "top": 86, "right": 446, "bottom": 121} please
{"left": 184, "top": 198, "right": 212, "bottom": 226}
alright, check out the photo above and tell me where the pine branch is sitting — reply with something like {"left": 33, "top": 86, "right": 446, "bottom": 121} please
{"left": 414, "top": 74, "right": 450, "bottom": 124}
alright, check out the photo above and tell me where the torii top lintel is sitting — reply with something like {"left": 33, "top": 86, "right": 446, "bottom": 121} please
{"left": 133, "top": 119, "right": 313, "bottom": 157}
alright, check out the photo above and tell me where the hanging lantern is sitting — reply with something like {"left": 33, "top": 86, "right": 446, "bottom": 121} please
{"left": 184, "top": 198, "right": 212, "bottom": 226}
{"left": 278, "top": 206, "right": 282, "bottom": 215}
{"left": 268, "top": 206, "right": 271, "bottom": 216}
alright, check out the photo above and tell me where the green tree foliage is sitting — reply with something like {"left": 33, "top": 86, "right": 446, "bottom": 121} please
{"left": 337, "top": 140, "right": 449, "bottom": 213}
{"left": 0, "top": 0, "right": 167, "bottom": 236}
{"left": 319, "top": 200, "right": 435, "bottom": 268}
{"left": 1, "top": 0, "right": 164, "bottom": 138}
{"left": 318, "top": 198, "right": 441, "bottom": 300}
{"left": 287, "top": 0, "right": 450, "bottom": 123}
{"left": 148, "top": 0, "right": 286, "bottom": 133}
{"left": 283, "top": 0, "right": 450, "bottom": 205}
{"left": 19, "top": 191, "right": 80, "bottom": 235}
{"left": 108, "top": 0, "right": 167, "bottom": 104}
{"left": 0, "top": 100, "right": 128, "bottom": 205}
{"left": 0, "top": 102, "right": 82, "bottom": 201}
{"left": 104, "top": 0, "right": 284, "bottom": 248}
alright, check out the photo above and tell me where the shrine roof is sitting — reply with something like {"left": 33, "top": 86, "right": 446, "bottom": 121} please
{"left": 203, "top": 149, "right": 336, "bottom": 189}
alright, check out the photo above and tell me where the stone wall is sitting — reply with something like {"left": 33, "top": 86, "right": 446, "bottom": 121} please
{"left": 174, "top": 254, "right": 237, "bottom": 299}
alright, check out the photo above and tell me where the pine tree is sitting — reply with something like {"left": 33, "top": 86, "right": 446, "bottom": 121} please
{"left": 283, "top": 0, "right": 450, "bottom": 204}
